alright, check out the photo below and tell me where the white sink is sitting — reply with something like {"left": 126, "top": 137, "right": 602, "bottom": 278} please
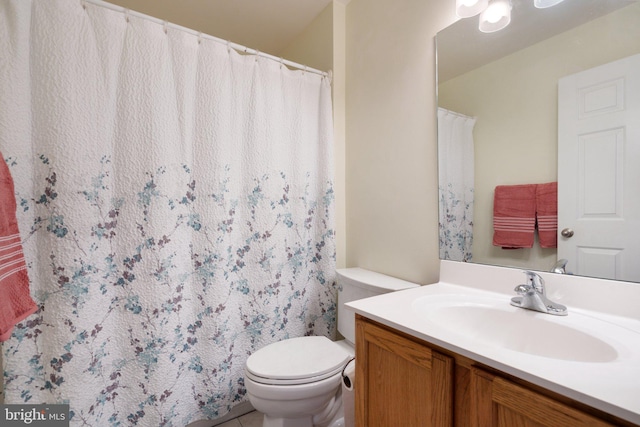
{"left": 411, "top": 293, "right": 624, "bottom": 363}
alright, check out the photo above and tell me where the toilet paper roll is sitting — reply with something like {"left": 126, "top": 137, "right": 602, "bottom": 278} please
{"left": 342, "top": 359, "right": 356, "bottom": 427}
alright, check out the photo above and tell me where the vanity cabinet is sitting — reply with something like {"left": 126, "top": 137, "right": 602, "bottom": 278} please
{"left": 471, "top": 367, "right": 615, "bottom": 427}
{"left": 355, "top": 316, "right": 454, "bottom": 427}
{"left": 355, "top": 315, "right": 635, "bottom": 427}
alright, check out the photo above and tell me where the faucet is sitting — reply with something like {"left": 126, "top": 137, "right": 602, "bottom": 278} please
{"left": 550, "top": 259, "right": 568, "bottom": 274}
{"left": 510, "top": 271, "right": 568, "bottom": 316}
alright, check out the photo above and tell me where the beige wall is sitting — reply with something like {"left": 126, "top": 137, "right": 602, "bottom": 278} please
{"left": 439, "top": 5, "right": 640, "bottom": 271}
{"left": 280, "top": 3, "right": 334, "bottom": 72}
{"left": 345, "top": 0, "right": 456, "bottom": 284}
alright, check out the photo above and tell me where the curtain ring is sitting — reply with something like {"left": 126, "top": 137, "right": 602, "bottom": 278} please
{"left": 124, "top": 9, "right": 130, "bottom": 23}
{"left": 255, "top": 50, "right": 260, "bottom": 62}
{"left": 279, "top": 57, "right": 284, "bottom": 69}
{"left": 197, "top": 32, "right": 203, "bottom": 45}
{"left": 163, "top": 20, "right": 169, "bottom": 35}
{"left": 226, "top": 40, "right": 231, "bottom": 52}
{"left": 80, "top": 0, "right": 87, "bottom": 10}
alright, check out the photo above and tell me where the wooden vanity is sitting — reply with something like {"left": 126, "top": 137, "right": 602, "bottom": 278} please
{"left": 355, "top": 315, "right": 638, "bottom": 427}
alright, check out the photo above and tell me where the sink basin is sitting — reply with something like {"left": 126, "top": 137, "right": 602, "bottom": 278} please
{"left": 412, "top": 294, "right": 620, "bottom": 363}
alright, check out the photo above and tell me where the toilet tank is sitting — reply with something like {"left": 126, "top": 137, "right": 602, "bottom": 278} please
{"left": 336, "top": 268, "right": 420, "bottom": 344}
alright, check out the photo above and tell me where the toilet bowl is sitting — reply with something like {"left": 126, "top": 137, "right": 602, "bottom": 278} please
{"left": 245, "top": 336, "right": 353, "bottom": 427}
{"left": 244, "top": 268, "right": 419, "bottom": 427}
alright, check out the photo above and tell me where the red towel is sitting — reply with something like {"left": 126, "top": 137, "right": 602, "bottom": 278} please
{"left": 536, "top": 182, "right": 558, "bottom": 248}
{"left": 0, "top": 155, "right": 37, "bottom": 342}
{"left": 493, "top": 184, "right": 537, "bottom": 249}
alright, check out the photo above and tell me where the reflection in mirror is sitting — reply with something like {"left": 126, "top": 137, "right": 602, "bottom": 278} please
{"left": 437, "top": 0, "right": 640, "bottom": 281}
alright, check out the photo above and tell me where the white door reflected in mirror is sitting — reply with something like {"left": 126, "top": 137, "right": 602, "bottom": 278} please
{"left": 558, "top": 53, "right": 640, "bottom": 282}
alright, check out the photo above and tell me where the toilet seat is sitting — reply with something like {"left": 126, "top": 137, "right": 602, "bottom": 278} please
{"left": 245, "top": 336, "right": 350, "bottom": 386}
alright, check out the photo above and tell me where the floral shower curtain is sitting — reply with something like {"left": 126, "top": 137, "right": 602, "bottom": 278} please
{"left": 0, "top": 0, "right": 336, "bottom": 425}
{"left": 437, "top": 108, "right": 475, "bottom": 262}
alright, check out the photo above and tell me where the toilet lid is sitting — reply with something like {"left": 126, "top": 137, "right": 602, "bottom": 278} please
{"left": 245, "top": 336, "right": 350, "bottom": 385}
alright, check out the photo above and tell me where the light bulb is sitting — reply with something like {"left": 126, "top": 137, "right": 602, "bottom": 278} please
{"left": 479, "top": 0, "right": 511, "bottom": 33}
{"left": 484, "top": 6, "right": 504, "bottom": 23}
{"left": 456, "top": 0, "right": 489, "bottom": 18}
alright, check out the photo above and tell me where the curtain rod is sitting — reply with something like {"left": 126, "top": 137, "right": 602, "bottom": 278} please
{"left": 438, "top": 107, "right": 475, "bottom": 120}
{"left": 82, "top": 0, "right": 331, "bottom": 80}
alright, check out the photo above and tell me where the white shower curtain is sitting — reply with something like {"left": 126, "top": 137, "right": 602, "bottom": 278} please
{"left": 0, "top": 0, "right": 336, "bottom": 425}
{"left": 437, "top": 108, "right": 475, "bottom": 262}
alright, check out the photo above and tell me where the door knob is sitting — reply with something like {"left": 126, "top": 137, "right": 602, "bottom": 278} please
{"left": 561, "top": 228, "right": 574, "bottom": 238}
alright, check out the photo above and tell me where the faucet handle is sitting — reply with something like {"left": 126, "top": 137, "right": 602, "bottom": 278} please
{"left": 523, "top": 270, "right": 545, "bottom": 295}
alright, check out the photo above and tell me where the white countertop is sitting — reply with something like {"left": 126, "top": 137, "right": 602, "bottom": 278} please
{"left": 346, "top": 261, "right": 640, "bottom": 425}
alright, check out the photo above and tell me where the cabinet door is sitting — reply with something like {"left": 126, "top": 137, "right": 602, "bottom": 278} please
{"left": 471, "top": 367, "right": 616, "bottom": 427}
{"left": 355, "top": 318, "right": 453, "bottom": 427}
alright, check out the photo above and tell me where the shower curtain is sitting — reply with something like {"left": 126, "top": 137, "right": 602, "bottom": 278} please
{"left": 0, "top": 1, "right": 336, "bottom": 425}
{"left": 437, "top": 108, "right": 475, "bottom": 262}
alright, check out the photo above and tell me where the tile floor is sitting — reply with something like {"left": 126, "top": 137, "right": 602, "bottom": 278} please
{"left": 216, "top": 410, "right": 263, "bottom": 427}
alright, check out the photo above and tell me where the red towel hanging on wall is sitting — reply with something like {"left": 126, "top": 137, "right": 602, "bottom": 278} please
{"left": 536, "top": 182, "right": 558, "bottom": 248}
{"left": 492, "top": 184, "right": 537, "bottom": 249}
{"left": 0, "top": 154, "right": 38, "bottom": 342}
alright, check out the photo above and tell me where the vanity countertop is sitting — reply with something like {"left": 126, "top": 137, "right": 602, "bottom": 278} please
{"left": 346, "top": 260, "right": 640, "bottom": 425}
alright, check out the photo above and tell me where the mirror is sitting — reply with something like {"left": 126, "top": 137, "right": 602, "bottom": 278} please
{"left": 437, "top": 0, "right": 640, "bottom": 281}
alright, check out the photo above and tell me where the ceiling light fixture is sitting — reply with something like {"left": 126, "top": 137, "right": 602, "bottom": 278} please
{"left": 534, "top": 0, "right": 565, "bottom": 8}
{"left": 479, "top": 0, "right": 512, "bottom": 33}
{"left": 456, "top": 0, "right": 489, "bottom": 18}
{"left": 457, "top": 0, "right": 565, "bottom": 33}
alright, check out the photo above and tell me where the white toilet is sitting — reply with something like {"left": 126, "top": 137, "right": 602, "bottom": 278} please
{"left": 244, "top": 268, "right": 419, "bottom": 427}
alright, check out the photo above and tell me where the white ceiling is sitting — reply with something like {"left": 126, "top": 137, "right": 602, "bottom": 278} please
{"left": 105, "top": 0, "right": 334, "bottom": 56}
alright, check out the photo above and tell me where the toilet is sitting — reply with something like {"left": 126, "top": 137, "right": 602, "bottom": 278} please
{"left": 244, "top": 268, "right": 419, "bottom": 427}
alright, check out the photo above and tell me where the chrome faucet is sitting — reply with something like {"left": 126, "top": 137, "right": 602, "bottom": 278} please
{"left": 510, "top": 271, "right": 567, "bottom": 316}
{"left": 550, "top": 259, "right": 568, "bottom": 274}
